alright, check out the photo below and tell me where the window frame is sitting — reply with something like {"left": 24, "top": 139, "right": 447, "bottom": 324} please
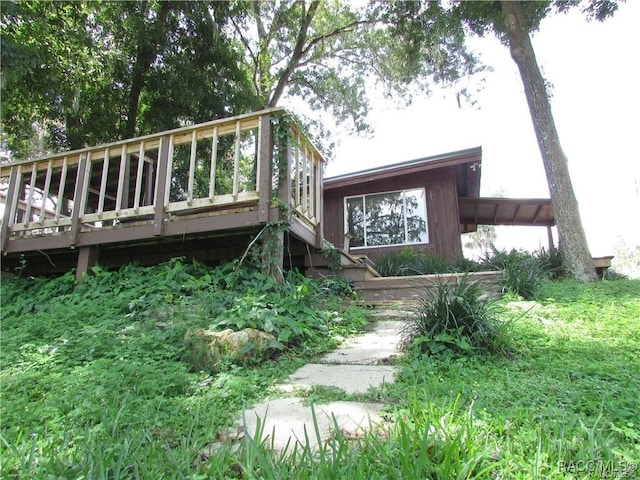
{"left": 344, "top": 187, "right": 429, "bottom": 249}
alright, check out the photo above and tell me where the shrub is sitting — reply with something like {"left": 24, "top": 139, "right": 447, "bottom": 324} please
{"left": 400, "top": 274, "right": 508, "bottom": 356}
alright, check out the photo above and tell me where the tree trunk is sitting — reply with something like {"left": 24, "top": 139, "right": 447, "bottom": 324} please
{"left": 124, "top": 2, "right": 172, "bottom": 139}
{"left": 501, "top": 1, "right": 596, "bottom": 281}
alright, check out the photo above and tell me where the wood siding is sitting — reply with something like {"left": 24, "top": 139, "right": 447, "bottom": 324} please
{"left": 323, "top": 167, "right": 463, "bottom": 261}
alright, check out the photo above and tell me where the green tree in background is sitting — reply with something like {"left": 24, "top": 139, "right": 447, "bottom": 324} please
{"left": 1, "top": 1, "right": 257, "bottom": 158}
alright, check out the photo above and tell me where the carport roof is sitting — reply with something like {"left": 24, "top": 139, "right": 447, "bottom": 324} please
{"left": 459, "top": 197, "right": 555, "bottom": 233}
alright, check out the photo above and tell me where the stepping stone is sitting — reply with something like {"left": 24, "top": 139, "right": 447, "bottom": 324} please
{"left": 320, "top": 320, "right": 404, "bottom": 365}
{"left": 236, "top": 397, "right": 386, "bottom": 453}
{"left": 370, "top": 309, "right": 414, "bottom": 320}
{"left": 280, "top": 363, "right": 397, "bottom": 395}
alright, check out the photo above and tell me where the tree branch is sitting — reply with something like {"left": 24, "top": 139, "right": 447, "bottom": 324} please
{"left": 267, "top": 0, "right": 321, "bottom": 107}
{"left": 229, "top": 15, "right": 260, "bottom": 98}
{"left": 300, "top": 19, "right": 369, "bottom": 58}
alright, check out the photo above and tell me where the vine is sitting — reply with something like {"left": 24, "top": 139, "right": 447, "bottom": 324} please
{"left": 321, "top": 240, "right": 343, "bottom": 275}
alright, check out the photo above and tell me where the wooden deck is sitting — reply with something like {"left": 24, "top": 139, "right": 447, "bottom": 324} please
{"left": 0, "top": 109, "right": 324, "bottom": 277}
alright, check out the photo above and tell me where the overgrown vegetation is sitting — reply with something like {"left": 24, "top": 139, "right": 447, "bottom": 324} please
{"left": 0, "top": 259, "right": 367, "bottom": 478}
{"left": 2, "top": 259, "right": 639, "bottom": 478}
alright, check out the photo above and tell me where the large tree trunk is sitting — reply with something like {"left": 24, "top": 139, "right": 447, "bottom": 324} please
{"left": 501, "top": 1, "right": 597, "bottom": 281}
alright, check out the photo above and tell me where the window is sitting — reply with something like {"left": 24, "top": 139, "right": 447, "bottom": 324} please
{"left": 345, "top": 188, "right": 428, "bottom": 248}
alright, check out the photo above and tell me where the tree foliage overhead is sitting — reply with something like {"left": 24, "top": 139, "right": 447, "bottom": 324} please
{"left": 227, "top": 0, "right": 482, "bottom": 135}
{"left": 1, "top": 0, "right": 257, "bottom": 159}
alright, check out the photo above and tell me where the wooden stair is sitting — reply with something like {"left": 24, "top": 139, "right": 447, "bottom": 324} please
{"left": 305, "top": 251, "right": 380, "bottom": 281}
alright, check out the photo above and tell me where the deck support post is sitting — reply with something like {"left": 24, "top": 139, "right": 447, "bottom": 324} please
{"left": 260, "top": 227, "right": 284, "bottom": 282}
{"left": 259, "top": 113, "right": 291, "bottom": 283}
{"left": 76, "top": 246, "right": 99, "bottom": 281}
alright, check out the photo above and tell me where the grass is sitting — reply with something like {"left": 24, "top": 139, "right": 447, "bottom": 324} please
{"left": 2, "top": 263, "right": 639, "bottom": 478}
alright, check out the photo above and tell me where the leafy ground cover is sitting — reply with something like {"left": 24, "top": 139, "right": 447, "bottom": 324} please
{"left": 0, "top": 259, "right": 368, "bottom": 478}
{"left": 1, "top": 262, "right": 639, "bottom": 479}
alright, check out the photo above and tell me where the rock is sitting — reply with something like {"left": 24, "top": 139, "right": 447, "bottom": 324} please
{"left": 184, "top": 327, "right": 281, "bottom": 371}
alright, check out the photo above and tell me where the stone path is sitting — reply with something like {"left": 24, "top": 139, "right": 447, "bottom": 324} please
{"left": 225, "top": 309, "right": 409, "bottom": 454}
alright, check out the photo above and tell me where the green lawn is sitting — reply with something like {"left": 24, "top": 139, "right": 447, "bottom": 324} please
{"left": 1, "top": 265, "right": 638, "bottom": 479}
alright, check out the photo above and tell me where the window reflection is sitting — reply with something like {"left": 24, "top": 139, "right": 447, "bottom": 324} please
{"left": 344, "top": 188, "right": 428, "bottom": 248}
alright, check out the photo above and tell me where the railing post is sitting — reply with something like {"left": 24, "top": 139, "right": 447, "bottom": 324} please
{"left": 315, "top": 158, "right": 324, "bottom": 247}
{"left": 258, "top": 114, "right": 272, "bottom": 223}
{"left": 70, "top": 154, "right": 90, "bottom": 246}
{"left": 153, "top": 136, "right": 171, "bottom": 236}
{"left": 1, "top": 166, "right": 21, "bottom": 252}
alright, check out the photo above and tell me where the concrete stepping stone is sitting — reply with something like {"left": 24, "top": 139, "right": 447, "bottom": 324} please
{"left": 320, "top": 320, "right": 403, "bottom": 365}
{"left": 207, "top": 316, "right": 405, "bottom": 459}
{"left": 236, "top": 397, "right": 386, "bottom": 453}
{"left": 279, "top": 363, "right": 397, "bottom": 395}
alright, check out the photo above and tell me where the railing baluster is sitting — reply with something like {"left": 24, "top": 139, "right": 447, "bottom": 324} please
{"left": 23, "top": 163, "right": 38, "bottom": 224}
{"left": 39, "top": 159, "right": 54, "bottom": 224}
{"left": 116, "top": 144, "right": 127, "bottom": 213}
{"left": 97, "top": 148, "right": 110, "bottom": 216}
{"left": 233, "top": 120, "right": 241, "bottom": 198}
{"left": 55, "top": 157, "right": 69, "bottom": 222}
{"left": 134, "top": 141, "right": 145, "bottom": 211}
{"left": 188, "top": 130, "right": 197, "bottom": 204}
{"left": 153, "top": 136, "right": 171, "bottom": 236}
{"left": 209, "top": 126, "right": 218, "bottom": 200}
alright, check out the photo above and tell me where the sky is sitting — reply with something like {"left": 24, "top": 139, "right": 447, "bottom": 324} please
{"left": 321, "top": 1, "right": 640, "bottom": 257}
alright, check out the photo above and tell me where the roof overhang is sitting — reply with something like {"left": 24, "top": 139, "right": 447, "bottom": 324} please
{"left": 459, "top": 197, "right": 555, "bottom": 233}
{"left": 323, "top": 146, "right": 482, "bottom": 197}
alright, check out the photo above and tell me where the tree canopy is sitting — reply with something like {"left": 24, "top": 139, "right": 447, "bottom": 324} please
{"left": 1, "top": 0, "right": 484, "bottom": 159}
{"left": 1, "top": 0, "right": 257, "bottom": 159}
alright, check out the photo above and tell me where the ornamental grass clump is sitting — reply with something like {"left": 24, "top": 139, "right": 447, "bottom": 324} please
{"left": 400, "top": 275, "right": 507, "bottom": 356}
{"left": 480, "top": 247, "right": 547, "bottom": 299}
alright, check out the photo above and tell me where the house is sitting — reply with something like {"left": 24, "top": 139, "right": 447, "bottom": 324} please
{"left": 323, "top": 147, "right": 555, "bottom": 263}
{"left": 0, "top": 109, "right": 555, "bottom": 279}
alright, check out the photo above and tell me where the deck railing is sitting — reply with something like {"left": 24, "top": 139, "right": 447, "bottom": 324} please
{"left": 1, "top": 109, "right": 324, "bottom": 254}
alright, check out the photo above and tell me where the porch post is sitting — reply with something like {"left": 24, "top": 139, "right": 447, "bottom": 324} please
{"left": 547, "top": 226, "right": 555, "bottom": 251}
